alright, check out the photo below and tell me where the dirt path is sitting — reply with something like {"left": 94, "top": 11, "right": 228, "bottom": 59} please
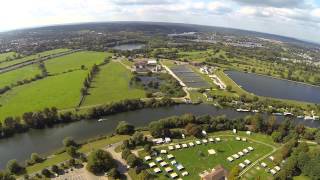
{"left": 104, "top": 142, "right": 132, "bottom": 180}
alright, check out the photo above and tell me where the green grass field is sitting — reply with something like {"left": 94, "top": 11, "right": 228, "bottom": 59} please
{"left": 82, "top": 61, "right": 146, "bottom": 106}
{"left": 144, "top": 133, "right": 274, "bottom": 180}
{"left": 0, "top": 65, "right": 41, "bottom": 88}
{"left": 0, "top": 49, "right": 70, "bottom": 68}
{"left": 0, "top": 70, "right": 87, "bottom": 121}
{"left": 0, "top": 52, "right": 19, "bottom": 63}
{"left": 45, "top": 51, "right": 110, "bottom": 74}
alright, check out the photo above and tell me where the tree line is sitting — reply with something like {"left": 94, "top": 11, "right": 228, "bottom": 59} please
{"left": 0, "top": 98, "right": 176, "bottom": 139}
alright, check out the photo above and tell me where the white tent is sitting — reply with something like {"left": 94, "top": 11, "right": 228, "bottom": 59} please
{"left": 270, "top": 169, "right": 277, "bottom": 175}
{"left": 244, "top": 159, "right": 251, "bottom": 165}
{"left": 160, "top": 150, "right": 167, "bottom": 154}
{"left": 144, "top": 156, "right": 152, "bottom": 161}
{"left": 170, "top": 173, "right": 178, "bottom": 178}
{"left": 208, "top": 149, "right": 216, "bottom": 155}
{"left": 246, "top": 131, "right": 251, "bottom": 135}
{"left": 248, "top": 146, "right": 254, "bottom": 151}
{"left": 208, "top": 138, "right": 214, "bottom": 142}
{"left": 168, "top": 146, "right": 174, "bottom": 150}
{"left": 175, "top": 144, "right": 181, "bottom": 149}
{"left": 182, "top": 171, "right": 189, "bottom": 176}
{"left": 149, "top": 162, "right": 156, "bottom": 168}
{"left": 182, "top": 143, "right": 188, "bottom": 148}
{"left": 242, "top": 138, "right": 247, "bottom": 142}
{"left": 243, "top": 149, "right": 249, "bottom": 154}
{"left": 236, "top": 137, "right": 241, "bottom": 141}
{"left": 154, "top": 168, "right": 161, "bottom": 173}
{"left": 269, "top": 156, "right": 274, "bottom": 161}
{"left": 238, "top": 152, "right": 244, "bottom": 156}
{"left": 165, "top": 167, "right": 173, "bottom": 172}
{"left": 167, "top": 154, "right": 174, "bottom": 159}
{"left": 160, "top": 161, "right": 168, "bottom": 167}
{"left": 202, "top": 139, "right": 208, "bottom": 143}
{"left": 156, "top": 157, "right": 163, "bottom": 162}
{"left": 171, "top": 160, "right": 177, "bottom": 165}
{"left": 176, "top": 164, "right": 185, "bottom": 171}
{"left": 202, "top": 130, "right": 207, "bottom": 136}
{"left": 215, "top": 137, "right": 221, "bottom": 142}
{"left": 261, "top": 162, "right": 267, "bottom": 168}
{"left": 165, "top": 137, "right": 171, "bottom": 143}
{"left": 239, "top": 163, "right": 246, "bottom": 169}
{"left": 188, "top": 142, "right": 195, "bottom": 147}
{"left": 232, "top": 154, "right": 240, "bottom": 159}
{"left": 275, "top": 166, "right": 281, "bottom": 171}
{"left": 196, "top": 140, "right": 201, "bottom": 145}
{"left": 227, "top": 157, "right": 233, "bottom": 162}
{"left": 233, "top": 129, "right": 237, "bottom": 134}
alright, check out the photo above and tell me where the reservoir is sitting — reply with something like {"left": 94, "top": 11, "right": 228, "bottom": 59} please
{"left": 0, "top": 104, "right": 319, "bottom": 169}
{"left": 226, "top": 71, "right": 320, "bottom": 104}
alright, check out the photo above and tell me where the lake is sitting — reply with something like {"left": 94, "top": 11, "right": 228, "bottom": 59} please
{"left": 226, "top": 71, "right": 320, "bottom": 104}
{"left": 112, "top": 43, "right": 145, "bottom": 51}
{"left": 0, "top": 104, "right": 319, "bottom": 169}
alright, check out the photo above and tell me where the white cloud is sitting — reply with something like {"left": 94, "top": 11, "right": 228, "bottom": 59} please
{"left": 0, "top": 0, "right": 319, "bottom": 43}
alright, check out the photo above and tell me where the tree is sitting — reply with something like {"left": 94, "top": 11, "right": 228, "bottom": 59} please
{"left": 6, "top": 159, "right": 24, "bottom": 175}
{"left": 108, "top": 168, "right": 120, "bottom": 179}
{"left": 51, "top": 165, "right": 60, "bottom": 174}
{"left": 228, "top": 166, "right": 240, "bottom": 180}
{"left": 63, "top": 137, "right": 77, "bottom": 147}
{"left": 86, "top": 150, "right": 116, "bottom": 175}
{"left": 226, "top": 85, "right": 232, "bottom": 92}
{"left": 126, "top": 154, "right": 140, "bottom": 168}
{"left": 66, "top": 146, "right": 78, "bottom": 158}
{"left": 185, "top": 123, "right": 201, "bottom": 137}
{"left": 115, "top": 121, "right": 135, "bottom": 135}
{"left": 41, "top": 168, "right": 51, "bottom": 178}
{"left": 31, "top": 153, "right": 43, "bottom": 163}
{"left": 0, "top": 171, "right": 15, "bottom": 180}
{"left": 315, "top": 131, "right": 320, "bottom": 144}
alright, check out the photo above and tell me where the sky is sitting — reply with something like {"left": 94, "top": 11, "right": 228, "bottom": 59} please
{"left": 0, "top": 0, "right": 320, "bottom": 43}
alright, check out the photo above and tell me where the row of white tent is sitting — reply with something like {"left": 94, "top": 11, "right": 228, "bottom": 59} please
{"left": 235, "top": 137, "right": 247, "bottom": 142}
{"left": 167, "top": 137, "right": 221, "bottom": 151}
{"left": 260, "top": 162, "right": 281, "bottom": 175}
{"left": 227, "top": 146, "right": 254, "bottom": 162}
{"left": 239, "top": 159, "right": 251, "bottom": 169}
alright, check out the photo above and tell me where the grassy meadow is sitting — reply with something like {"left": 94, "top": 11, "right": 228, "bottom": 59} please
{"left": 143, "top": 132, "right": 275, "bottom": 180}
{"left": 0, "top": 49, "right": 70, "bottom": 68}
{"left": 45, "top": 51, "right": 111, "bottom": 74}
{"left": 0, "top": 65, "right": 41, "bottom": 88}
{"left": 82, "top": 61, "right": 146, "bottom": 106}
{"left": 0, "top": 70, "right": 86, "bottom": 121}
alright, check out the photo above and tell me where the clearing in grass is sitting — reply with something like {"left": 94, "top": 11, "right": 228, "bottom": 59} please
{"left": 82, "top": 61, "right": 146, "bottom": 106}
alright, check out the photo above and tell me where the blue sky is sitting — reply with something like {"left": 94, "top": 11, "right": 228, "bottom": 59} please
{"left": 0, "top": 0, "right": 320, "bottom": 43}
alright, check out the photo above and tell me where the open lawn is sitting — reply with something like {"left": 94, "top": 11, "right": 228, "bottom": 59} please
{"left": 0, "top": 70, "right": 87, "bottom": 121}
{"left": 145, "top": 133, "right": 275, "bottom": 180}
{"left": 0, "top": 65, "right": 41, "bottom": 88}
{"left": 0, "top": 49, "right": 70, "bottom": 68}
{"left": 45, "top": 51, "right": 110, "bottom": 74}
{"left": 0, "top": 52, "right": 19, "bottom": 63}
{"left": 82, "top": 61, "right": 146, "bottom": 106}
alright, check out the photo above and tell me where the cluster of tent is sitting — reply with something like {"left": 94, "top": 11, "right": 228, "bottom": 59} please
{"left": 145, "top": 153, "right": 189, "bottom": 179}
{"left": 167, "top": 137, "right": 221, "bottom": 151}
{"left": 227, "top": 146, "right": 254, "bottom": 162}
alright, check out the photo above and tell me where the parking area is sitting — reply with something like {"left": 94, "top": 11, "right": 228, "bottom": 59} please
{"left": 52, "top": 167, "right": 107, "bottom": 180}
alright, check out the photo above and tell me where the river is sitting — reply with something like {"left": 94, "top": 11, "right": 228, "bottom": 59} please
{"left": 0, "top": 104, "right": 319, "bottom": 169}
{"left": 226, "top": 71, "right": 320, "bottom": 104}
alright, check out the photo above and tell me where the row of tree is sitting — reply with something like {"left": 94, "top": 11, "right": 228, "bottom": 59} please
{"left": 0, "top": 98, "right": 176, "bottom": 139}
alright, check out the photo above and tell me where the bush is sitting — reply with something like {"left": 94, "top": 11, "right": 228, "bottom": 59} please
{"left": 116, "top": 121, "right": 135, "bottom": 135}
